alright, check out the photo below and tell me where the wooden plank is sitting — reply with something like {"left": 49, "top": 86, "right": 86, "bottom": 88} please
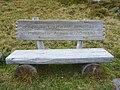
{"left": 6, "top": 48, "right": 114, "bottom": 64}
{"left": 16, "top": 20, "right": 105, "bottom": 40}
{"left": 16, "top": 29, "right": 104, "bottom": 40}
{"left": 17, "top": 20, "right": 104, "bottom": 28}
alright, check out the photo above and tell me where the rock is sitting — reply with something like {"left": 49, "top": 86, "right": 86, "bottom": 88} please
{"left": 93, "top": 0, "right": 101, "bottom": 1}
{"left": 117, "top": 6, "right": 120, "bottom": 14}
{"left": 0, "top": 52, "right": 2, "bottom": 61}
{"left": 88, "top": 0, "right": 101, "bottom": 3}
{"left": 112, "top": 79, "right": 120, "bottom": 90}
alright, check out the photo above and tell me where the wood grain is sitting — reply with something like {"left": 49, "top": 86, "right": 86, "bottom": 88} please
{"left": 6, "top": 48, "right": 114, "bottom": 64}
{"left": 16, "top": 20, "right": 105, "bottom": 40}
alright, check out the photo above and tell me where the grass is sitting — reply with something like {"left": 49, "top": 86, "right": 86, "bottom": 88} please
{"left": 0, "top": 63, "right": 117, "bottom": 90}
{"left": 0, "top": 0, "right": 120, "bottom": 90}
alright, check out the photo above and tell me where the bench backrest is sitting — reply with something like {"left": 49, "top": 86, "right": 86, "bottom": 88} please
{"left": 16, "top": 20, "right": 105, "bottom": 40}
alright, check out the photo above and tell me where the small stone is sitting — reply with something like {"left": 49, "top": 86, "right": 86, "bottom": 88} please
{"left": 93, "top": 0, "right": 101, "bottom": 1}
{"left": 117, "top": 6, "right": 120, "bottom": 14}
{"left": 112, "top": 79, "right": 120, "bottom": 90}
{"left": 0, "top": 52, "right": 2, "bottom": 61}
{"left": 61, "top": 76, "right": 63, "bottom": 79}
{"left": 92, "top": 0, "right": 101, "bottom": 2}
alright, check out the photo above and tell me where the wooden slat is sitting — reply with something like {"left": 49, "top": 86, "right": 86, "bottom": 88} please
{"left": 6, "top": 48, "right": 114, "bottom": 64}
{"left": 16, "top": 20, "right": 105, "bottom": 40}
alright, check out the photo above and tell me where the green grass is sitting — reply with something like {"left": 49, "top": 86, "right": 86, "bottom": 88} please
{"left": 0, "top": 0, "right": 120, "bottom": 90}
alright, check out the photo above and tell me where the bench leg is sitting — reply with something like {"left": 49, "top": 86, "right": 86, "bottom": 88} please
{"left": 14, "top": 65, "right": 37, "bottom": 79}
{"left": 82, "top": 63, "right": 104, "bottom": 75}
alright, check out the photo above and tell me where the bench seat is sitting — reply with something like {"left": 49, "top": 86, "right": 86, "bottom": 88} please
{"left": 6, "top": 48, "right": 114, "bottom": 64}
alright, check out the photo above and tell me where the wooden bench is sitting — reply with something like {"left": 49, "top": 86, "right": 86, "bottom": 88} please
{"left": 6, "top": 17, "right": 114, "bottom": 76}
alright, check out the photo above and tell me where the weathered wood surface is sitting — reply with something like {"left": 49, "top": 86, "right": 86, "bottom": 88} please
{"left": 16, "top": 20, "right": 105, "bottom": 40}
{"left": 14, "top": 65, "right": 37, "bottom": 78}
{"left": 76, "top": 40, "right": 83, "bottom": 49}
{"left": 82, "top": 63, "right": 104, "bottom": 75}
{"left": 6, "top": 48, "right": 114, "bottom": 64}
{"left": 112, "top": 79, "right": 120, "bottom": 90}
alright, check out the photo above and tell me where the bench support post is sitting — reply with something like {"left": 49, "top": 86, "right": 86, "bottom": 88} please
{"left": 32, "top": 17, "right": 44, "bottom": 49}
{"left": 76, "top": 40, "right": 83, "bottom": 49}
{"left": 37, "top": 41, "right": 44, "bottom": 49}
